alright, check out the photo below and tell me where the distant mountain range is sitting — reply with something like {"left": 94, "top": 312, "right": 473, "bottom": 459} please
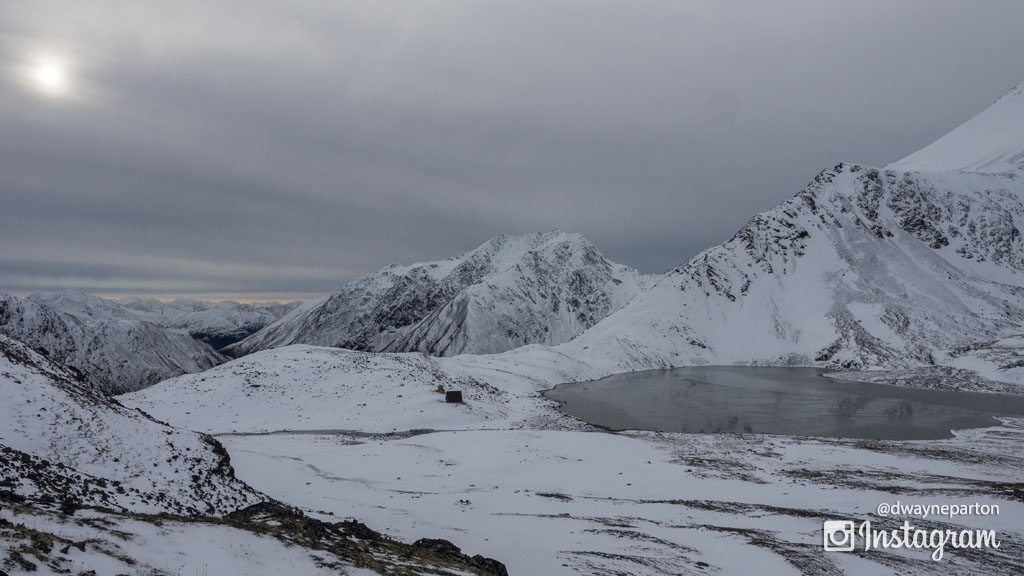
{"left": 0, "top": 292, "right": 296, "bottom": 393}
{"left": 0, "top": 292, "right": 225, "bottom": 393}
{"left": 118, "top": 297, "right": 300, "bottom": 349}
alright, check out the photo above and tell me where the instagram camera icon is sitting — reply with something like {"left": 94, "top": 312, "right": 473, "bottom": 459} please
{"left": 822, "top": 520, "right": 856, "bottom": 552}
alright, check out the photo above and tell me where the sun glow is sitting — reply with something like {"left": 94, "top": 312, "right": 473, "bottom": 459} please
{"left": 23, "top": 55, "right": 73, "bottom": 97}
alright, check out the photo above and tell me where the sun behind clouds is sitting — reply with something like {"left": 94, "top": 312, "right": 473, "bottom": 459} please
{"left": 22, "top": 53, "right": 73, "bottom": 97}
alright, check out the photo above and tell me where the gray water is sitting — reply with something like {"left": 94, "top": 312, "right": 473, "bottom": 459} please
{"left": 543, "top": 366, "right": 1024, "bottom": 440}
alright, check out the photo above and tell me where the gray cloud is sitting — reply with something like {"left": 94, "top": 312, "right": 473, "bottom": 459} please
{"left": 1, "top": 1, "right": 1023, "bottom": 299}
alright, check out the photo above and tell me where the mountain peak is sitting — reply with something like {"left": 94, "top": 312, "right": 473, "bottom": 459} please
{"left": 227, "top": 230, "right": 650, "bottom": 357}
{"left": 472, "top": 230, "right": 588, "bottom": 252}
{"left": 888, "top": 79, "right": 1024, "bottom": 174}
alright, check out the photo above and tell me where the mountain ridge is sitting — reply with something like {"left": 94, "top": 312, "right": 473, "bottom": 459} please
{"left": 227, "top": 230, "right": 652, "bottom": 357}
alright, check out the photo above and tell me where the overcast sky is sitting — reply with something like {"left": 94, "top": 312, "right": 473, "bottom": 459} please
{"left": 1, "top": 1, "right": 1022, "bottom": 301}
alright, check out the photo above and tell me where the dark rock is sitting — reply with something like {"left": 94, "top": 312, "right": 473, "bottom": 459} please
{"left": 0, "top": 489, "right": 26, "bottom": 503}
{"left": 60, "top": 498, "right": 79, "bottom": 516}
{"left": 445, "top": 390, "right": 464, "bottom": 403}
{"left": 471, "top": 554, "right": 510, "bottom": 576}
{"left": 335, "top": 519, "right": 381, "bottom": 541}
{"left": 413, "top": 537, "right": 462, "bottom": 558}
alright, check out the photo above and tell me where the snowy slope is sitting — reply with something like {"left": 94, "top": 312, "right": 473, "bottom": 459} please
{"left": 0, "top": 334, "right": 509, "bottom": 575}
{"left": 889, "top": 81, "right": 1024, "bottom": 174}
{"left": 123, "top": 343, "right": 605, "bottom": 433}
{"left": 559, "top": 164, "right": 1024, "bottom": 374}
{"left": 0, "top": 334, "right": 259, "bottom": 515}
{"left": 119, "top": 297, "right": 300, "bottom": 349}
{"left": 227, "top": 231, "right": 651, "bottom": 357}
{"left": 0, "top": 291, "right": 224, "bottom": 393}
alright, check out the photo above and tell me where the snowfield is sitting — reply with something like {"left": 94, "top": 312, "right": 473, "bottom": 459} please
{"left": 122, "top": 344, "right": 594, "bottom": 433}
{"left": 221, "top": 421, "right": 1024, "bottom": 576}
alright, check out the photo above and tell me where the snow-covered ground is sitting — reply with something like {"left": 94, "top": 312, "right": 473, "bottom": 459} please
{"left": 121, "top": 345, "right": 587, "bottom": 434}
{"left": 0, "top": 504, "right": 355, "bottom": 576}
{"left": 221, "top": 421, "right": 1024, "bottom": 575}
{"left": 119, "top": 340, "right": 1024, "bottom": 573}
{"left": 0, "top": 334, "right": 510, "bottom": 575}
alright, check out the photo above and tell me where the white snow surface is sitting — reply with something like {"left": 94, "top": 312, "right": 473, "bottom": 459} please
{"left": 227, "top": 231, "right": 652, "bottom": 357}
{"left": 0, "top": 291, "right": 224, "bottom": 393}
{"left": 0, "top": 506, "right": 354, "bottom": 576}
{"left": 889, "top": 81, "right": 1024, "bottom": 174}
{"left": 0, "top": 334, "right": 259, "bottom": 515}
{"left": 222, "top": 422, "right": 1024, "bottom": 576}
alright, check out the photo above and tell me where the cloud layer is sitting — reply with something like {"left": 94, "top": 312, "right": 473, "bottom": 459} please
{"left": 2, "top": 1, "right": 1023, "bottom": 299}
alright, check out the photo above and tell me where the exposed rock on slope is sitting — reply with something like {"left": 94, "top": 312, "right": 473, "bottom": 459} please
{"left": 227, "top": 231, "right": 650, "bottom": 357}
{"left": 119, "top": 297, "right": 300, "bottom": 349}
{"left": 0, "top": 291, "right": 224, "bottom": 393}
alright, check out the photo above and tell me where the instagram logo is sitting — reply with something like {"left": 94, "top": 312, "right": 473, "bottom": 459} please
{"left": 822, "top": 520, "right": 856, "bottom": 552}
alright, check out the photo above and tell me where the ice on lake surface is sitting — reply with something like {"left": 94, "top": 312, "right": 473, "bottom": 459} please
{"left": 544, "top": 366, "right": 1024, "bottom": 440}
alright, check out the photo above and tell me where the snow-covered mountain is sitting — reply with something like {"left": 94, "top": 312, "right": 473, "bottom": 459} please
{"left": 0, "top": 333, "right": 259, "bottom": 514}
{"left": 227, "top": 231, "right": 651, "bottom": 357}
{"left": 564, "top": 165, "right": 1024, "bottom": 372}
{"left": 0, "top": 291, "right": 224, "bottom": 394}
{"left": 118, "top": 297, "right": 300, "bottom": 349}
{"left": 557, "top": 80, "right": 1024, "bottom": 375}
{"left": 889, "top": 81, "right": 1024, "bottom": 174}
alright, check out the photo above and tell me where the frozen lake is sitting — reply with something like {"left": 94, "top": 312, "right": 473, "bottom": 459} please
{"left": 544, "top": 366, "right": 1024, "bottom": 440}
